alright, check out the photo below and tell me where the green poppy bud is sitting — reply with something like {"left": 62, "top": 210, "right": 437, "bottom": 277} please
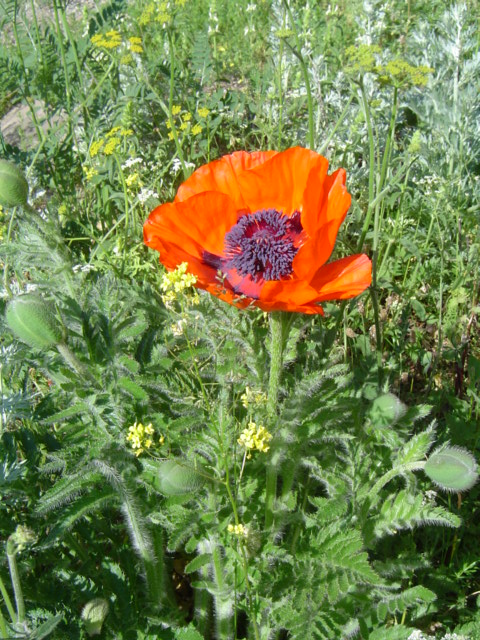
{"left": 424, "top": 446, "right": 478, "bottom": 493}
{"left": 369, "top": 392, "right": 406, "bottom": 427}
{"left": 81, "top": 599, "right": 109, "bottom": 636}
{"left": 157, "top": 459, "right": 205, "bottom": 496}
{"left": 0, "top": 159, "right": 29, "bottom": 207}
{"left": 6, "top": 294, "right": 63, "bottom": 349}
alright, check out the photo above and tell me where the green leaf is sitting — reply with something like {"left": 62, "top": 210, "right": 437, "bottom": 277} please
{"left": 184, "top": 553, "right": 212, "bottom": 574}
{"left": 117, "top": 377, "right": 148, "bottom": 401}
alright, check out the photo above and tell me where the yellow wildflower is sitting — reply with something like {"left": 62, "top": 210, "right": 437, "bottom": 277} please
{"left": 238, "top": 421, "right": 272, "bottom": 458}
{"left": 120, "top": 54, "right": 133, "bottom": 65}
{"left": 83, "top": 166, "right": 99, "bottom": 181}
{"left": 227, "top": 523, "right": 249, "bottom": 537}
{"left": 182, "top": 112, "right": 192, "bottom": 122}
{"left": 191, "top": 124, "right": 202, "bottom": 136}
{"left": 89, "top": 139, "right": 104, "bottom": 157}
{"left": 160, "top": 262, "right": 197, "bottom": 305}
{"left": 167, "top": 131, "right": 174, "bottom": 141}
{"left": 198, "top": 107, "right": 210, "bottom": 118}
{"left": 103, "top": 137, "right": 121, "bottom": 155}
{"left": 240, "top": 386, "right": 267, "bottom": 409}
{"left": 171, "top": 105, "right": 182, "bottom": 116}
{"left": 126, "top": 172, "right": 142, "bottom": 188}
{"left": 120, "top": 128, "right": 134, "bottom": 137}
{"left": 129, "top": 36, "right": 142, "bottom": 44}
{"left": 126, "top": 421, "right": 155, "bottom": 456}
{"left": 179, "top": 122, "right": 189, "bottom": 131}
{"left": 106, "top": 126, "right": 121, "bottom": 138}
{"left": 130, "top": 44, "right": 143, "bottom": 54}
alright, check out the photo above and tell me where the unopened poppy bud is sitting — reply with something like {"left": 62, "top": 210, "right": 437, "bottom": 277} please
{"left": 424, "top": 446, "right": 478, "bottom": 493}
{"left": 0, "top": 159, "right": 29, "bottom": 207}
{"left": 6, "top": 294, "right": 64, "bottom": 349}
{"left": 81, "top": 598, "right": 109, "bottom": 636}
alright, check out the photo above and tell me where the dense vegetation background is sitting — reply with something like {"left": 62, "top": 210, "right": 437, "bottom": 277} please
{"left": 0, "top": 0, "right": 479, "bottom": 638}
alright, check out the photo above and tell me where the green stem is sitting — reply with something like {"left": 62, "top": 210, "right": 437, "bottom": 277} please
{"left": 0, "top": 604, "right": 7, "bottom": 638}
{"left": 265, "top": 312, "right": 288, "bottom": 530}
{"left": 6, "top": 540, "right": 25, "bottom": 624}
{"left": 282, "top": 0, "right": 315, "bottom": 149}
{"left": 56, "top": 343, "right": 96, "bottom": 384}
{"left": 0, "top": 573, "right": 16, "bottom": 624}
{"left": 122, "top": 493, "right": 163, "bottom": 609}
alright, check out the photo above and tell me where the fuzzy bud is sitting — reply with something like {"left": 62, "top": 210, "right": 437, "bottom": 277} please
{"left": 0, "top": 159, "right": 29, "bottom": 207}
{"left": 424, "top": 446, "right": 478, "bottom": 493}
{"left": 6, "top": 294, "right": 64, "bottom": 349}
{"left": 81, "top": 598, "right": 109, "bottom": 636}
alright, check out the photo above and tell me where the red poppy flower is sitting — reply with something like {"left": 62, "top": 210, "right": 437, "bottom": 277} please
{"left": 144, "top": 147, "right": 371, "bottom": 314}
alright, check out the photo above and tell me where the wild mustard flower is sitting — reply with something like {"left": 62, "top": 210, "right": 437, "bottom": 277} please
{"left": 197, "top": 107, "right": 210, "bottom": 118}
{"left": 103, "top": 137, "right": 121, "bottom": 155}
{"left": 171, "top": 105, "right": 182, "bottom": 116}
{"left": 89, "top": 139, "right": 104, "bottom": 158}
{"left": 191, "top": 124, "right": 202, "bottom": 136}
{"left": 160, "top": 262, "right": 198, "bottom": 306}
{"left": 241, "top": 386, "right": 267, "bottom": 409}
{"left": 126, "top": 421, "right": 155, "bottom": 456}
{"left": 91, "top": 30, "right": 122, "bottom": 50}
{"left": 182, "top": 113, "right": 192, "bottom": 122}
{"left": 128, "top": 36, "right": 143, "bottom": 54}
{"left": 238, "top": 421, "right": 272, "bottom": 458}
{"left": 83, "top": 166, "right": 99, "bottom": 181}
{"left": 227, "top": 523, "right": 249, "bottom": 538}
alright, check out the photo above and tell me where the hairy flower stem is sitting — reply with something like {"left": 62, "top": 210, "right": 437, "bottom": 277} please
{"left": 0, "top": 573, "right": 16, "bottom": 625}
{"left": 265, "top": 312, "right": 290, "bottom": 530}
{"left": 121, "top": 493, "right": 163, "bottom": 609}
{"left": 6, "top": 539, "right": 25, "bottom": 624}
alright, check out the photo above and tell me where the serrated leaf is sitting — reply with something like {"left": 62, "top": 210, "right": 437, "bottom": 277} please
{"left": 184, "top": 553, "right": 212, "bottom": 574}
{"left": 117, "top": 377, "right": 148, "bottom": 401}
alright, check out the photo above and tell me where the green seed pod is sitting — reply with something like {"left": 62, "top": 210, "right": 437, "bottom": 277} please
{"left": 157, "top": 459, "right": 205, "bottom": 496}
{"left": 424, "top": 446, "right": 478, "bottom": 493}
{"left": 6, "top": 294, "right": 63, "bottom": 349}
{"left": 0, "top": 159, "right": 29, "bottom": 207}
{"left": 81, "top": 598, "right": 109, "bottom": 636}
{"left": 369, "top": 392, "right": 406, "bottom": 427}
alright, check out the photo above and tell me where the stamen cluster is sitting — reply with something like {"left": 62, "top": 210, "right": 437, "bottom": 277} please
{"left": 224, "top": 209, "right": 303, "bottom": 281}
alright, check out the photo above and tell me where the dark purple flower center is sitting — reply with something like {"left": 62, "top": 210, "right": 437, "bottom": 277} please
{"left": 222, "top": 209, "right": 303, "bottom": 281}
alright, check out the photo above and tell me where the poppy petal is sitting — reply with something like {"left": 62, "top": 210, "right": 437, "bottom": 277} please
{"left": 310, "top": 254, "right": 372, "bottom": 301}
{"left": 236, "top": 147, "right": 329, "bottom": 214}
{"left": 175, "top": 150, "right": 278, "bottom": 208}
{"left": 145, "top": 191, "right": 238, "bottom": 256}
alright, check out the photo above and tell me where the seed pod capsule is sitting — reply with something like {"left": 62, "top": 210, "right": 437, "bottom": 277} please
{"left": 0, "top": 159, "right": 29, "bottom": 207}
{"left": 6, "top": 294, "right": 64, "bottom": 349}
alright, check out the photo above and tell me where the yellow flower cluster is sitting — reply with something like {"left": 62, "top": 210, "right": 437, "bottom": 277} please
{"left": 160, "top": 262, "right": 198, "bottom": 306}
{"left": 83, "top": 166, "right": 98, "bottom": 181}
{"left": 227, "top": 523, "right": 249, "bottom": 537}
{"left": 238, "top": 421, "right": 272, "bottom": 458}
{"left": 345, "top": 45, "right": 434, "bottom": 88}
{"left": 345, "top": 44, "right": 381, "bottom": 74}
{"left": 91, "top": 30, "right": 122, "bottom": 49}
{"left": 197, "top": 107, "right": 210, "bottom": 119}
{"left": 126, "top": 172, "right": 143, "bottom": 188}
{"left": 91, "top": 31, "right": 143, "bottom": 56}
{"left": 128, "top": 36, "right": 143, "bottom": 54}
{"left": 127, "top": 421, "right": 154, "bottom": 456}
{"left": 167, "top": 106, "right": 203, "bottom": 141}
{"left": 89, "top": 127, "right": 133, "bottom": 158}
{"left": 139, "top": 1, "right": 170, "bottom": 26}
{"left": 241, "top": 386, "right": 267, "bottom": 409}
{"left": 376, "top": 59, "right": 434, "bottom": 88}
